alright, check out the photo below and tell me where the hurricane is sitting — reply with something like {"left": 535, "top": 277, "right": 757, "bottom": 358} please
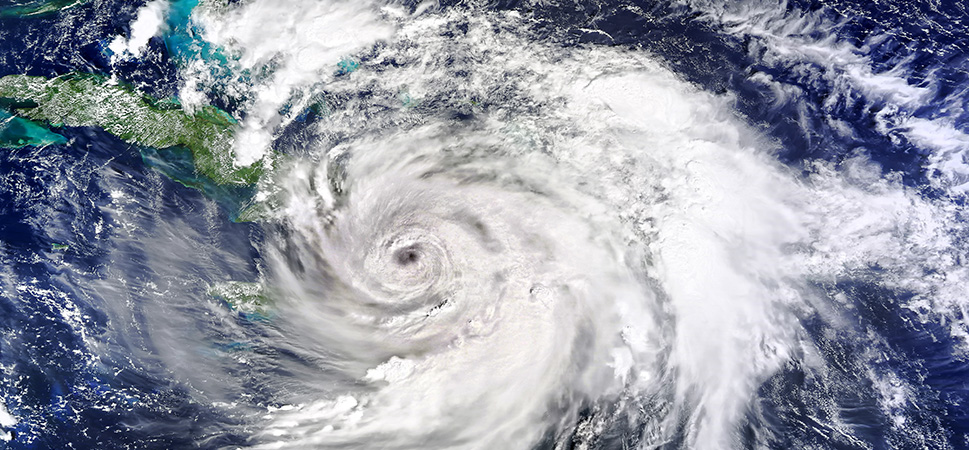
{"left": 0, "top": 0, "right": 967, "bottom": 449}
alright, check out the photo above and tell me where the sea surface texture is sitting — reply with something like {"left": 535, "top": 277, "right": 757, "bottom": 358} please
{"left": 0, "top": 0, "right": 968, "bottom": 449}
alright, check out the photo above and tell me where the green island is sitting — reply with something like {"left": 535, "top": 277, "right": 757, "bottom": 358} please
{"left": 0, "top": 73, "right": 262, "bottom": 185}
{"left": 0, "top": 0, "right": 88, "bottom": 18}
{"left": 1, "top": 71, "right": 283, "bottom": 317}
{"left": 207, "top": 281, "right": 274, "bottom": 321}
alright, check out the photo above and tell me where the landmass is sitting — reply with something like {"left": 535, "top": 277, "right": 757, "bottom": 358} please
{"left": 0, "top": 73, "right": 262, "bottom": 185}
{"left": 207, "top": 281, "right": 274, "bottom": 321}
{"left": 0, "top": 0, "right": 87, "bottom": 18}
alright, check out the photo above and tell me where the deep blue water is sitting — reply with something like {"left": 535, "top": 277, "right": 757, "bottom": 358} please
{"left": 1, "top": 0, "right": 968, "bottom": 449}
{"left": 0, "top": 127, "right": 258, "bottom": 448}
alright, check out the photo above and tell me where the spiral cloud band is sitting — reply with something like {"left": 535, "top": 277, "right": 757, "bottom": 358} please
{"left": 72, "top": 1, "right": 965, "bottom": 449}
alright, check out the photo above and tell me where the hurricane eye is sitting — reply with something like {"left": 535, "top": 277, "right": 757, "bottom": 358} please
{"left": 394, "top": 246, "right": 422, "bottom": 266}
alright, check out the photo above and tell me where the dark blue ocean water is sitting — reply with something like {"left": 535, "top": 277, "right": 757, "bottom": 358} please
{"left": 0, "top": 0, "right": 968, "bottom": 449}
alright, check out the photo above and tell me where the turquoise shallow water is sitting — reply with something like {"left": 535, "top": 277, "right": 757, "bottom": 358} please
{"left": 1, "top": 1, "right": 969, "bottom": 449}
{"left": 0, "top": 110, "right": 66, "bottom": 148}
